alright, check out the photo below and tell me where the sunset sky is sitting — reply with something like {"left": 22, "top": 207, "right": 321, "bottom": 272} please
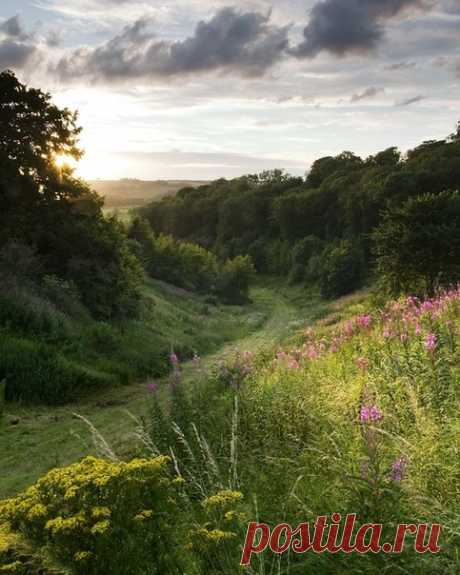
{"left": 1, "top": 0, "right": 459, "bottom": 180}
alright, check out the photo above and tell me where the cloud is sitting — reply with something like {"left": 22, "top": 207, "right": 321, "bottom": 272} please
{"left": 350, "top": 86, "right": 384, "bottom": 102}
{"left": 0, "top": 16, "right": 38, "bottom": 70}
{"left": 54, "top": 7, "right": 290, "bottom": 82}
{"left": 0, "top": 41, "right": 37, "bottom": 70}
{"left": 0, "top": 16, "right": 28, "bottom": 40}
{"left": 385, "top": 60, "right": 416, "bottom": 70}
{"left": 293, "top": 0, "right": 431, "bottom": 58}
{"left": 396, "top": 94, "right": 425, "bottom": 106}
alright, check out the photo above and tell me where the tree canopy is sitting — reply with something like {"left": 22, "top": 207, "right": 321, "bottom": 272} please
{"left": 0, "top": 71, "right": 142, "bottom": 318}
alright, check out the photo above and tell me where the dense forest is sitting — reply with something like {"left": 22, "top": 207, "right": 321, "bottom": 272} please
{"left": 141, "top": 130, "right": 460, "bottom": 298}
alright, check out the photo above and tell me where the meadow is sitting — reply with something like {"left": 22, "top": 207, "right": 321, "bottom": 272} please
{"left": 3, "top": 283, "right": 460, "bottom": 573}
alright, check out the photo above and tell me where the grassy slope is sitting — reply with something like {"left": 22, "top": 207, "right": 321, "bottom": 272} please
{"left": 0, "top": 280, "right": 328, "bottom": 498}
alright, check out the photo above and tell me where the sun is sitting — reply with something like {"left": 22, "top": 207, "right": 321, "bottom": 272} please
{"left": 54, "top": 154, "right": 78, "bottom": 170}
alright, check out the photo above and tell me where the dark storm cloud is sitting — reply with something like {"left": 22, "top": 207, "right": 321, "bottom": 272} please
{"left": 350, "top": 86, "right": 384, "bottom": 102}
{"left": 55, "top": 8, "right": 290, "bottom": 82}
{"left": 293, "top": 0, "right": 431, "bottom": 58}
{"left": 0, "top": 16, "right": 37, "bottom": 70}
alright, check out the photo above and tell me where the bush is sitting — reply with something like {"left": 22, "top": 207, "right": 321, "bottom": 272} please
{"left": 0, "top": 334, "right": 113, "bottom": 404}
{"left": 129, "top": 218, "right": 219, "bottom": 293}
{"left": 0, "top": 292, "right": 73, "bottom": 342}
{"left": 318, "top": 240, "right": 364, "bottom": 298}
{"left": 0, "top": 456, "right": 185, "bottom": 575}
{"left": 288, "top": 235, "right": 323, "bottom": 284}
{"left": 373, "top": 190, "right": 460, "bottom": 296}
{"left": 217, "top": 255, "right": 255, "bottom": 304}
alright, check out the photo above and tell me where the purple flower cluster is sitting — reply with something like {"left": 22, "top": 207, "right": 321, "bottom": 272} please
{"left": 147, "top": 382, "right": 158, "bottom": 394}
{"left": 379, "top": 287, "right": 460, "bottom": 352}
{"left": 219, "top": 351, "right": 254, "bottom": 390}
{"left": 360, "top": 405, "right": 383, "bottom": 423}
{"left": 390, "top": 456, "right": 407, "bottom": 481}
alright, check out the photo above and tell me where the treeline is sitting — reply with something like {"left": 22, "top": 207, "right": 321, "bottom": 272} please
{"left": 142, "top": 131, "right": 460, "bottom": 297}
{"left": 128, "top": 218, "right": 254, "bottom": 303}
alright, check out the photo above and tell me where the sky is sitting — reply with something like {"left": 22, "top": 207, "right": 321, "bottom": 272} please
{"left": 0, "top": 0, "right": 459, "bottom": 180}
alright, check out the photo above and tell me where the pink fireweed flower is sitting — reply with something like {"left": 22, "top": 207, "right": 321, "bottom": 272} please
{"left": 383, "top": 327, "right": 394, "bottom": 339}
{"left": 344, "top": 320, "right": 355, "bottom": 336}
{"left": 355, "top": 357, "right": 369, "bottom": 372}
{"left": 276, "top": 351, "right": 288, "bottom": 362}
{"left": 369, "top": 405, "right": 383, "bottom": 421}
{"left": 356, "top": 314, "right": 372, "bottom": 329}
{"left": 147, "top": 382, "right": 158, "bottom": 394}
{"left": 360, "top": 404, "right": 383, "bottom": 423}
{"left": 288, "top": 359, "right": 300, "bottom": 370}
{"left": 307, "top": 346, "right": 319, "bottom": 360}
{"left": 170, "top": 352, "right": 179, "bottom": 366}
{"left": 425, "top": 332, "right": 437, "bottom": 352}
{"left": 390, "top": 456, "right": 407, "bottom": 482}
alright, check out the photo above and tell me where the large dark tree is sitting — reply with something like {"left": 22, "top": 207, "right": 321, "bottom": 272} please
{"left": 0, "top": 71, "right": 142, "bottom": 318}
{"left": 0, "top": 69, "right": 82, "bottom": 186}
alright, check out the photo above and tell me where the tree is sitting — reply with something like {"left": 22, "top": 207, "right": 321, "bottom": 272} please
{"left": 0, "top": 71, "right": 143, "bottom": 318}
{"left": 217, "top": 255, "right": 255, "bottom": 303}
{"left": 0, "top": 69, "right": 82, "bottom": 186}
{"left": 318, "top": 240, "right": 364, "bottom": 299}
{"left": 373, "top": 191, "right": 460, "bottom": 296}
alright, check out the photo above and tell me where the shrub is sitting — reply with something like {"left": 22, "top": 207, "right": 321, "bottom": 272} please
{"left": 318, "top": 240, "right": 364, "bottom": 298}
{"left": 0, "top": 292, "right": 73, "bottom": 342}
{"left": 0, "top": 456, "right": 185, "bottom": 575}
{"left": 217, "top": 256, "right": 255, "bottom": 304}
{"left": 129, "top": 218, "right": 219, "bottom": 293}
{"left": 373, "top": 190, "right": 460, "bottom": 296}
{"left": 0, "top": 334, "right": 113, "bottom": 404}
{"left": 288, "top": 235, "right": 323, "bottom": 284}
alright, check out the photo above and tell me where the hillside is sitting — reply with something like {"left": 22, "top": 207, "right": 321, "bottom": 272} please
{"left": 2, "top": 285, "right": 459, "bottom": 573}
{"left": 0, "top": 280, "right": 326, "bottom": 499}
{"left": 90, "top": 179, "right": 209, "bottom": 210}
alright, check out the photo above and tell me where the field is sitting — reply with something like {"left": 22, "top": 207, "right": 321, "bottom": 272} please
{"left": 91, "top": 179, "right": 209, "bottom": 212}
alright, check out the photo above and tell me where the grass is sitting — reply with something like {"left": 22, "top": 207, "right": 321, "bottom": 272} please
{"left": 0, "top": 279, "right": 327, "bottom": 498}
{"left": 6, "top": 282, "right": 459, "bottom": 573}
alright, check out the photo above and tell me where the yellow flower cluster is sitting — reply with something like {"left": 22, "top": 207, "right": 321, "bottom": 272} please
{"left": 0, "top": 455, "right": 180, "bottom": 575}
{"left": 202, "top": 490, "right": 243, "bottom": 512}
{"left": 0, "top": 560, "right": 22, "bottom": 573}
{"left": 133, "top": 510, "right": 154, "bottom": 523}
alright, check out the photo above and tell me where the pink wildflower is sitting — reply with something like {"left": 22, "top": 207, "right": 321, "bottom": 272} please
{"left": 355, "top": 357, "right": 369, "bottom": 372}
{"left": 390, "top": 457, "right": 407, "bottom": 481}
{"left": 424, "top": 332, "right": 437, "bottom": 352}
{"left": 288, "top": 359, "right": 300, "bottom": 370}
{"left": 360, "top": 404, "right": 383, "bottom": 423}
{"left": 356, "top": 315, "right": 372, "bottom": 329}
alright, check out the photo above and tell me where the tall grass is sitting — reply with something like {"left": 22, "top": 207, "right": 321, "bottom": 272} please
{"left": 137, "top": 287, "right": 460, "bottom": 572}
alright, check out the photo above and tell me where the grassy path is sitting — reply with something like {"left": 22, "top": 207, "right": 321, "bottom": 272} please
{"left": 0, "top": 282, "right": 327, "bottom": 499}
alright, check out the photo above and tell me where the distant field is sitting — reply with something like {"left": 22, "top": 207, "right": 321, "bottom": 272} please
{"left": 90, "top": 179, "right": 209, "bottom": 210}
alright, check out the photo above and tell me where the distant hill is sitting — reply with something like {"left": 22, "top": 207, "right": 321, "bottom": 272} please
{"left": 89, "top": 179, "right": 209, "bottom": 209}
